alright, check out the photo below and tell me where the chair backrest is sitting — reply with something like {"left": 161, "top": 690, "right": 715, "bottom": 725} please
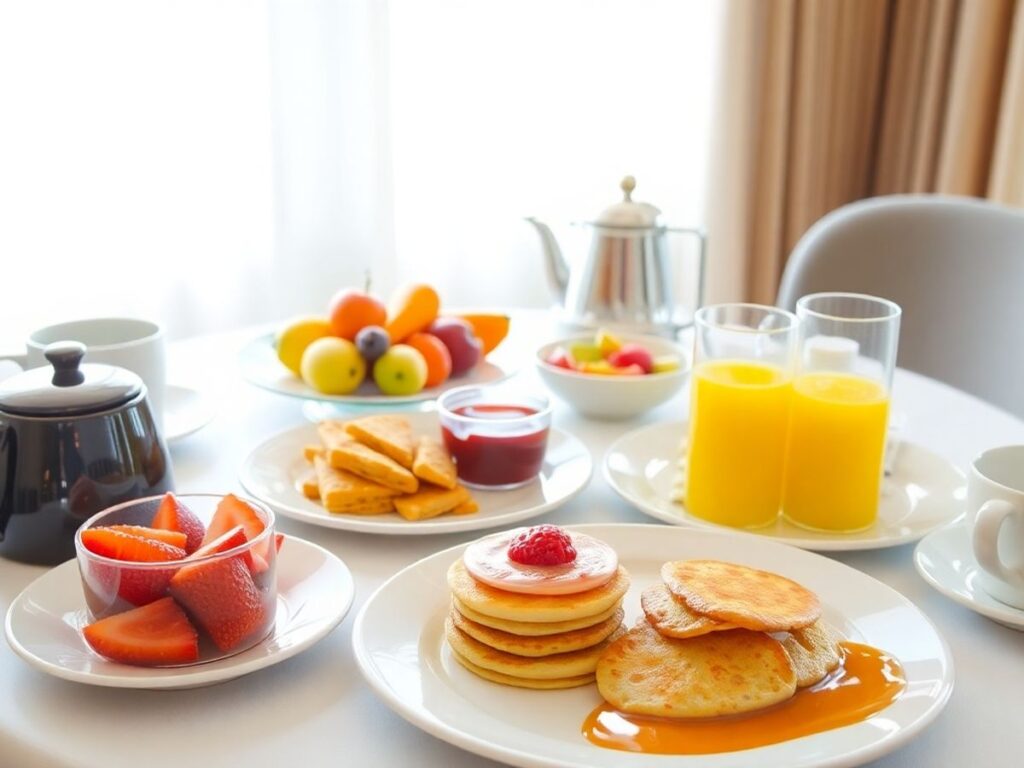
{"left": 777, "top": 195, "right": 1024, "bottom": 418}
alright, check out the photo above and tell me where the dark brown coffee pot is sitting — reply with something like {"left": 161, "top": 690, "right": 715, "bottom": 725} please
{"left": 0, "top": 341, "right": 173, "bottom": 564}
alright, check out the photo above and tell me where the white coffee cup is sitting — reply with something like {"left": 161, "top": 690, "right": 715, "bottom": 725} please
{"left": 1, "top": 318, "right": 166, "bottom": 429}
{"left": 969, "top": 445, "right": 1024, "bottom": 609}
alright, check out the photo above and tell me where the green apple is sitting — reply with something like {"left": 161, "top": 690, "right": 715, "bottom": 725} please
{"left": 568, "top": 341, "right": 603, "bottom": 363}
{"left": 373, "top": 344, "right": 428, "bottom": 395}
{"left": 300, "top": 337, "right": 365, "bottom": 394}
{"left": 652, "top": 354, "right": 681, "bottom": 373}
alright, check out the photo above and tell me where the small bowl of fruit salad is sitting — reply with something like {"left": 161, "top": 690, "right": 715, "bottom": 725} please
{"left": 75, "top": 493, "right": 282, "bottom": 668}
{"left": 536, "top": 330, "right": 688, "bottom": 419}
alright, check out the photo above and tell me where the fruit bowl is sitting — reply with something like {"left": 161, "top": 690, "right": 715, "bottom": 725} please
{"left": 536, "top": 334, "right": 689, "bottom": 420}
{"left": 75, "top": 493, "right": 279, "bottom": 667}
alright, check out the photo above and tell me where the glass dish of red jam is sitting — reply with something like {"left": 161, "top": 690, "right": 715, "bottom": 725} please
{"left": 437, "top": 386, "right": 552, "bottom": 490}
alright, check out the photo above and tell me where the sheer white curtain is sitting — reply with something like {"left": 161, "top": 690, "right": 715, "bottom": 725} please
{"left": 0, "top": 0, "right": 720, "bottom": 344}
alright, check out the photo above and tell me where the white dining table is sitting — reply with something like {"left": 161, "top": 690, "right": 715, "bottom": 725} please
{"left": 1, "top": 310, "right": 1023, "bottom": 768}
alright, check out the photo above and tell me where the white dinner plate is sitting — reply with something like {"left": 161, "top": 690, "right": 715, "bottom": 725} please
{"left": 239, "top": 332, "right": 510, "bottom": 405}
{"left": 603, "top": 421, "right": 966, "bottom": 551}
{"left": 353, "top": 523, "right": 954, "bottom": 768}
{"left": 239, "top": 412, "right": 592, "bottom": 535}
{"left": 164, "top": 384, "right": 216, "bottom": 444}
{"left": 914, "top": 523, "right": 1024, "bottom": 631}
{"left": 4, "top": 536, "right": 353, "bottom": 689}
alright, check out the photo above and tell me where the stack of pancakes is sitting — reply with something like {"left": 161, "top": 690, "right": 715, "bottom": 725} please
{"left": 445, "top": 558, "right": 631, "bottom": 689}
{"left": 597, "top": 559, "right": 843, "bottom": 717}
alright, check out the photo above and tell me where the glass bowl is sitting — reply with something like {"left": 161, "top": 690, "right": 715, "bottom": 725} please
{"left": 74, "top": 493, "right": 277, "bottom": 667}
{"left": 437, "top": 384, "right": 552, "bottom": 490}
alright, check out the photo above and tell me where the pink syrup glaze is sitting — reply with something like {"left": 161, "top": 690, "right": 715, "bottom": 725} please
{"left": 462, "top": 528, "right": 618, "bottom": 595}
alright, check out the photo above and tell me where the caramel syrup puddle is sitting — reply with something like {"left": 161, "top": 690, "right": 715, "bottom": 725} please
{"left": 583, "top": 642, "right": 905, "bottom": 755}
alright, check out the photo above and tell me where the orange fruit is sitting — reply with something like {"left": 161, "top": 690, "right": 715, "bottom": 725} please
{"left": 405, "top": 332, "right": 452, "bottom": 388}
{"left": 456, "top": 314, "right": 510, "bottom": 355}
{"left": 328, "top": 290, "right": 387, "bottom": 341}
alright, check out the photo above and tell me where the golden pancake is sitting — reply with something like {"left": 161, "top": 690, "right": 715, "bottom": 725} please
{"left": 640, "top": 584, "right": 737, "bottom": 639}
{"left": 446, "top": 616, "right": 626, "bottom": 680}
{"left": 447, "top": 559, "right": 630, "bottom": 623}
{"left": 662, "top": 560, "right": 821, "bottom": 632}
{"left": 780, "top": 620, "right": 842, "bottom": 687}
{"left": 450, "top": 650, "right": 594, "bottom": 689}
{"left": 452, "top": 597, "right": 622, "bottom": 636}
{"left": 596, "top": 622, "right": 797, "bottom": 718}
{"left": 450, "top": 605, "right": 625, "bottom": 657}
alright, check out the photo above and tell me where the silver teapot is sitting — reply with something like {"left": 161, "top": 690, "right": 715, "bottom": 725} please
{"left": 526, "top": 176, "right": 704, "bottom": 335}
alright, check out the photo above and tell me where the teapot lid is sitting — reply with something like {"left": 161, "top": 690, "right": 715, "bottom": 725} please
{"left": 593, "top": 176, "right": 662, "bottom": 228}
{"left": 0, "top": 341, "right": 143, "bottom": 417}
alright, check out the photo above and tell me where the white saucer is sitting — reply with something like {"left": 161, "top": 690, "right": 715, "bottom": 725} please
{"left": 4, "top": 536, "right": 354, "bottom": 689}
{"left": 239, "top": 332, "right": 511, "bottom": 405}
{"left": 603, "top": 421, "right": 966, "bottom": 551}
{"left": 164, "top": 384, "right": 216, "bottom": 444}
{"left": 914, "top": 523, "right": 1024, "bottom": 631}
{"left": 239, "top": 412, "right": 593, "bottom": 535}
{"left": 353, "top": 523, "right": 954, "bottom": 768}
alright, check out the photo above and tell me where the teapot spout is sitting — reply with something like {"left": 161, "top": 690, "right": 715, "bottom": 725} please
{"left": 524, "top": 217, "right": 570, "bottom": 302}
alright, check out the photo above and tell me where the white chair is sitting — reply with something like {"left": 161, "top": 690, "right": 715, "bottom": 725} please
{"left": 777, "top": 195, "right": 1024, "bottom": 418}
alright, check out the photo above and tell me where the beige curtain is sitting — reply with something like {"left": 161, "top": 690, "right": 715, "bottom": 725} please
{"left": 706, "top": 0, "right": 1024, "bottom": 305}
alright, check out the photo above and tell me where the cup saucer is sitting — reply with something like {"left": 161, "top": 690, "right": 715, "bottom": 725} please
{"left": 4, "top": 536, "right": 354, "bottom": 688}
{"left": 914, "top": 523, "right": 1024, "bottom": 631}
{"left": 164, "top": 384, "right": 216, "bottom": 444}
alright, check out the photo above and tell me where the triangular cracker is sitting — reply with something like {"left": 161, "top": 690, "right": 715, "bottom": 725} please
{"left": 394, "top": 484, "right": 470, "bottom": 521}
{"left": 313, "top": 455, "right": 401, "bottom": 512}
{"left": 412, "top": 435, "right": 457, "bottom": 489}
{"left": 345, "top": 415, "right": 415, "bottom": 468}
{"left": 318, "top": 421, "right": 419, "bottom": 493}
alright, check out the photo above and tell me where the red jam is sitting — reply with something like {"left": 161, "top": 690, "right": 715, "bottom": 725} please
{"left": 440, "top": 405, "right": 549, "bottom": 488}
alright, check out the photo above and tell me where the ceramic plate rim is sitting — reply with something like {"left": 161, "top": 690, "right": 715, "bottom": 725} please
{"left": 913, "top": 523, "right": 1024, "bottom": 628}
{"left": 352, "top": 523, "right": 954, "bottom": 768}
{"left": 4, "top": 536, "right": 354, "bottom": 689}
{"left": 238, "top": 417, "right": 593, "bottom": 535}
{"left": 602, "top": 421, "right": 965, "bottom": 552}
{"left": 239, "top": 332, "right": 512, "bottom": 405}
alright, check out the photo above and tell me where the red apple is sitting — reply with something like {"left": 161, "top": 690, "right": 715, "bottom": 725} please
{"left": 427, "top": 317, "right": 482, "bottom": 376}
{"left": 608, "top": 343, "right": 654, "bottom": 374}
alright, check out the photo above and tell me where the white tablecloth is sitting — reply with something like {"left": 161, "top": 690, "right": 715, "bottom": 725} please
{"left": 2, "top": 311, "right": 1023, "bottom": 767}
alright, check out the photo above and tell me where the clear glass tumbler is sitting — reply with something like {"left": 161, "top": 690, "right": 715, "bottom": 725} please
{"left": 684, "top": 304, "right": 799, "bottom": 528}
{"left": 782, "top": 293, "right": 901, "bottom": 532}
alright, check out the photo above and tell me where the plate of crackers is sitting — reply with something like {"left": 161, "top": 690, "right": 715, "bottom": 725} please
{"left": 239, "top": 412, "right": 592, "bottom": 534}
{"left": 353, "top": 524, "right": 954, "bottom": 768}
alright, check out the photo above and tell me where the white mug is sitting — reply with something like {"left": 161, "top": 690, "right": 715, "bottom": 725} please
{"left": 1, "top": 318, "right": 166, "bottom": 429}
{"left": 969, "top": 445, "right": 1024, "bottom": 609}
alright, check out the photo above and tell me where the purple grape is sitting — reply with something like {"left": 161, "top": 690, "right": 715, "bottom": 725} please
{"left": 355, "top": 325, "right": 390, "bottom": 364}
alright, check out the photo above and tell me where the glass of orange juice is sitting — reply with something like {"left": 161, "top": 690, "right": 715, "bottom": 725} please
{"left": 684, "top": 304, "right": 798, "bottom": 528}
{"left": 782, "top": 293, "right": 901, "bottom": 532}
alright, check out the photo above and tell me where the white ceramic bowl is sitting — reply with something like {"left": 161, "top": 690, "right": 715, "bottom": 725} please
{"left": 535, "top": 334, "right": 689, "bottom": 420}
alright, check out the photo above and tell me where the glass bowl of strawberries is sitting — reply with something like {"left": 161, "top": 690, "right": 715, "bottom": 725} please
{"left": 75, "top": 493, "right": 281, "bottom": 667}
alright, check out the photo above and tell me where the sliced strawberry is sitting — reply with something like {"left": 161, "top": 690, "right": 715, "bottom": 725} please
{"left": 80, "top": 529, "right": 186, "bottom": 605}
{"left": 274, "top": 533, "right": 285, "bottom": 553}
{"left": 203, "top": 494, "right": 265, "bottom": 546}
{"left": 187, "top": 524, "right": 256, "bottom": 572}
{"left": 169, "top": 556, "right": 269, "bottom": 652}
{"left": 107, "top": 525, "right": 187, "bottom": 550}
{"left": 151, "top": 493, "right": 206, "bottom": 554}
{"left": 82, "top": 597, "right": 199, "bottom": 666}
